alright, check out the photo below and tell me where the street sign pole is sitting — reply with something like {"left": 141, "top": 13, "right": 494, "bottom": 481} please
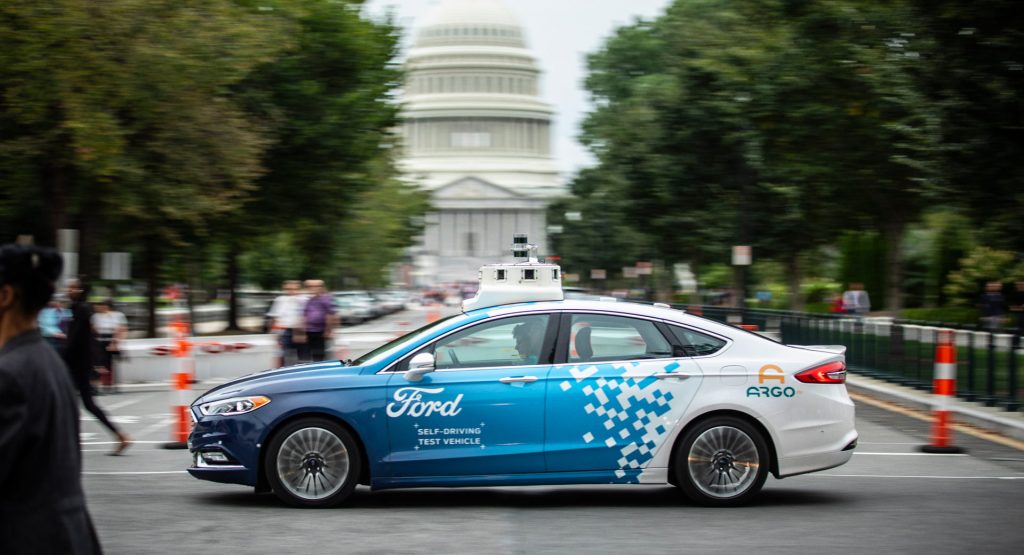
{"left": 732, "top": 245, "right": 752, "bottom": 310}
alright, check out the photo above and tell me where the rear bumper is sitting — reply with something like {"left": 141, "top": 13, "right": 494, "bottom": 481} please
{"left": 777, "top": 430, "right": 858, "bottom": 478}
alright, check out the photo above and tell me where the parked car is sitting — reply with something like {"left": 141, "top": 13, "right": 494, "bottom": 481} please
{"left": 333, "top": 296, "right": 372, "bottom": 325}
{"left": 334, "top": 290, "right": 380, "bottom": 319}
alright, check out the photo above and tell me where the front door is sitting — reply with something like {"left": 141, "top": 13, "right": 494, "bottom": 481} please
{"left": 545, "top": 313, "right": 704, "bottom": 477}
{"left": 385, "top": 313, "right": 554, "bottom": 477}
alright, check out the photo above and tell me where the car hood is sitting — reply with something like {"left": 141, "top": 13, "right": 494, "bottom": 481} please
{"left": 194, "top": 360, "right": 364, "bottom": 404}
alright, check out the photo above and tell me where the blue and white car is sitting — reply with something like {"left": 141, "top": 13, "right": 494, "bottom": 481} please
{"left": 188, "top": 248, "right": 856, "bottom": 507}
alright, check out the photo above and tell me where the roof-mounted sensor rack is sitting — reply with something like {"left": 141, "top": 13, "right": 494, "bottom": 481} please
{"left": 462, "top": 234, "right": 564, "bottom": 312}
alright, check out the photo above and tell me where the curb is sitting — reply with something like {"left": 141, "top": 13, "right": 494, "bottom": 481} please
{"left": 847, "top": 373, "right": 1024, "bottom": 443}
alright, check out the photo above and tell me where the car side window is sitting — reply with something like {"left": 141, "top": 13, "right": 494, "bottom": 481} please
{"left": 668, "top": 325, "right": 727, "bottom": 357}
{"left": 432, "top": 314, "right": 551, "bottom": 370}
{"left": 568, "top": 314, "right": 673, "bottom": 363}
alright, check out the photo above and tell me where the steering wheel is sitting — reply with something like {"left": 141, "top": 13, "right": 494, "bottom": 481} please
{"left": 446, "top": 348, "right": 460, "bottom": 366}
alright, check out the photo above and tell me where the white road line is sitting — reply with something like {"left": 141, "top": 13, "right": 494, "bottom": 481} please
{"left": 814, "top": 474, "right": 1024, "bottom": 480}
{"left": 134, "top": 418, "right": 176, "bottom": 440}
{"left": 101, "top": 394, "right": 156, "bottom": 411}
{"left": 83, "top": 471, "right": 188, "bottom": 475}
{"left": 854, "top": 452, "right": 968, "bottom": 457}
{"left": 80, "top": 415, "right": 140, "bottom": 424}
{"left": 81, "top": 444, "right": 172, "bottom": 448}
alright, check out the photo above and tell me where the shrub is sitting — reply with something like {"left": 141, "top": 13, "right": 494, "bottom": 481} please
{"left": 900, "top": 307, "right": 979, "bottom": 325}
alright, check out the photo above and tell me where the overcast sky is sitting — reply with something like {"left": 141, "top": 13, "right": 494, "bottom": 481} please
{"left": 363, "top": 0, "right": 672, "bottom": 179}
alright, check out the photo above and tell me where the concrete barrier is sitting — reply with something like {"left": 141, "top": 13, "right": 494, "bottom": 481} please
{"left": 118, "top": 334, "right": 277, "bottom": 383}
{"left": 116, "top": 331, "right": 407, "bottom": 384}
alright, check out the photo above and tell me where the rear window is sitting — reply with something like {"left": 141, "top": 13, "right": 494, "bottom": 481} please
{"left": 668, "top": 325, "right": 727, "bottom": 357}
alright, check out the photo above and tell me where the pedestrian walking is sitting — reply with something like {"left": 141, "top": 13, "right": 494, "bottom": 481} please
{"left": 267, "top": 280, "right": 306, "bottom": 367}
{"left": 980, "top": 280, "right": 1005, "bottom": 331}
{"left": 300, "top": 279, "right": 336, "bottom": 362}
{"left": 829, "top": 293, "right": 844, "bottom": 314}
{"left": 39, "top": 293, "right": 71, "bottom": 354}
{"left": 841, "top": 283, "right": 871, "bottom": 316}
{"left": 1008, "top": 280, "right": 1024, "bottom": 333}
{"left": 92, "top": 299, "right": 127, "bottom": 393}
{"left": 64, "top": 278, "right": 131, "bottom": 454}
{"left": 0, "top": 244, "right": 103, "bottom": 554}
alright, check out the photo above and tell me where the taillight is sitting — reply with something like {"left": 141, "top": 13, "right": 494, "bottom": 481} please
{"left": 794, "top": 361, "right": 846, "bottom": 384}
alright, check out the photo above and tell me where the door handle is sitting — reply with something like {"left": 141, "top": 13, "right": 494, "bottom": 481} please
{"left": 654, "top": 372, "right": 694, "bottom": 380}
{"left": 499, "top": 376, "right": 538, "bottom": 384}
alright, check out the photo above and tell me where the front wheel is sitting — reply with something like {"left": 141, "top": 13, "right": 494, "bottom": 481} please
{"left": 674, "top": 416, "right": 769, "bottom": 506}
{"left": 265, "top": 417, "right": 361, "bottom": 508}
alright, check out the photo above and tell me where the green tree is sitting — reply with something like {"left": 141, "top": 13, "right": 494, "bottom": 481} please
{"left": 575, "top": 0, "right": 945, "bottom": 312}
{"left": 334, "top": 166, "right": 430, "bottom": 288}
{"left": 945, "top": 246, "right": 1023, "bottom": 306}
{"left": 1, "top": 0, "right": 285, "bottom": 334}
{"left": 235, "top": 0, "right": 404, "bottom": 273}
{"left": 911, "top": 0, "right": 1024, "bottom": 252}
{"left": 547, "top": 168, "right": 651, "bottom": 289}
{"left": 217, "top": 0, "right": 407, "bottom": 327}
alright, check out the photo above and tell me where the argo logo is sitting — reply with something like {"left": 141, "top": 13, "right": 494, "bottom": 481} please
{"left": 758, "top": 364, "right": 785, "bottom": 384}
{"left": 747, "top": 364, "right": 796, "bottom": 398}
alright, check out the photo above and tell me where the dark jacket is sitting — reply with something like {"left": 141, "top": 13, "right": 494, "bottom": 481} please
{"left": 63, "top": 300, "right": 95, "bottom": 384}
{"left": 0, "top": 329, "right": 102, "bottom": 555}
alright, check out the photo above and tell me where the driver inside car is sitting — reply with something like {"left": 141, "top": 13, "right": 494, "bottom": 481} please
{"left": 513, "top": 320, "right": 545, "bottom": 364}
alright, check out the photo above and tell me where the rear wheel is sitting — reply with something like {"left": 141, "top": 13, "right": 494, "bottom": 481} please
{"left": 265, "top": 417, "right": 361, "bottom": 508}
{"left": 674, "top": 416, "right": 769, "bottom": 506}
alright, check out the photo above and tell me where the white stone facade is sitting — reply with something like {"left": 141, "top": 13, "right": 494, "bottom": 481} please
{"left": 399, "top": 0, "right": 565, "bottom": 284}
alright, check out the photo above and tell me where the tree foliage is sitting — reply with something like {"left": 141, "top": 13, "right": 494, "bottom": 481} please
{"left": 565, "top": 0, "right": 1012, "bottom": 311}
{"left": 945, "top": 247, "right": 1024, "bottom": 306}
{"left": 235, "top": 0, "right": 405, "bottom": 278}
{"left": 0, "top": 0, "right": 422, "bottom": 334}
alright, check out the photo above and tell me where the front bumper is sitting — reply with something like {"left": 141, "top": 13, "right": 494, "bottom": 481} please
{"left": 187, "top": 409, "right": 264, "bottom": 487}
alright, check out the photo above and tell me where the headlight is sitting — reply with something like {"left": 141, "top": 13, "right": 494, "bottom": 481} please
{"left": 198, "top": 395, "right": 271, "bottom": 416}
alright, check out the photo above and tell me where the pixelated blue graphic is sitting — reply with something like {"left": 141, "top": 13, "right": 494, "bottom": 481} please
{"left": 556, "top": 360, "right": 684, "bottom": 483}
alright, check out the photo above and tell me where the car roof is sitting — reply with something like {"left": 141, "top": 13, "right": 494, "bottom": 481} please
{"left": 466, "top": 299, "right": 766, "bottom": 345}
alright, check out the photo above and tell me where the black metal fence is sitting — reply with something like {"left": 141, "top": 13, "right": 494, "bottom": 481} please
{"left": 682, "top": 305, "right": 1022, "bottom": 412}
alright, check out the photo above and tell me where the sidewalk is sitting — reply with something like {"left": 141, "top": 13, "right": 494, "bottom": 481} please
{"left": 847, "top": 373, "right": 1024, "bottom": 443}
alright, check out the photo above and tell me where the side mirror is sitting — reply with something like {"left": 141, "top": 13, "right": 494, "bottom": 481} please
{"left": 405, "top": 352, "right": 435, "bottom": 382}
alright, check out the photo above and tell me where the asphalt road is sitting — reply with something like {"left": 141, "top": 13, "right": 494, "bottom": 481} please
{"left": 79, "top": 309, "right": 1024, "bottom": 554}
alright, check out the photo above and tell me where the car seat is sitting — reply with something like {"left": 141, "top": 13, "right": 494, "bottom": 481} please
{"left": 575, "top": 326, "right": 593, "bottom": 362}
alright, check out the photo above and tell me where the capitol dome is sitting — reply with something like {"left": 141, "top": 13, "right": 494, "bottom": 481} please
{"left": 417, "top": 0, "right": 524, "bottom": 45}
{"left": 399, "top": 0, "right": 565, "bottom": 284}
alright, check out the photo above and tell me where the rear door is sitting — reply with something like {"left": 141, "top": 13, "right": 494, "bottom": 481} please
{"left": 544, "top": 313, "right": 704, "bottom": 475}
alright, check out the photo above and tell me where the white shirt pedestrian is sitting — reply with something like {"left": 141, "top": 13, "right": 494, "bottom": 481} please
{"left": 92, "top": 309, "right": 128, "bottom": 336}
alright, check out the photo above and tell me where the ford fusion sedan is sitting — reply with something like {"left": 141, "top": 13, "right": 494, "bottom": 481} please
{"left": 188, "top": 298, "right": 856, "bottom": 507}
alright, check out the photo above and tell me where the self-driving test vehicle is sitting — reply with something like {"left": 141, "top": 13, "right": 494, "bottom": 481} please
{"left": 188, "top": 236, "right": 856, "bottom": 507}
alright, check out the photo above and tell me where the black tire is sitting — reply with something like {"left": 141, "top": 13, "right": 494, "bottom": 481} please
{"left": 265, "top": 417, "right": 362, "bottom": 508}
{"left": 674, "top": 416, "right": 769, "bottom": 507}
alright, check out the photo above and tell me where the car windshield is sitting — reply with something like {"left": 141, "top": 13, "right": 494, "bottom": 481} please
{"left": 349, "top": 314, "right": 461, "bottom": 366}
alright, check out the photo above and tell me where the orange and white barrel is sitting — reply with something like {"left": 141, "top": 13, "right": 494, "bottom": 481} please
{"left": 921, "top": 329, "right": 964, "bottom": 453}
{"left": 163, "top": 318, "right": 193, "bottom": 449}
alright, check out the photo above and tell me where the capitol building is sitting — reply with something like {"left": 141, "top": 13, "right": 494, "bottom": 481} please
{"left": 398, "top": 0, "right": 565, "bottom": 284}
